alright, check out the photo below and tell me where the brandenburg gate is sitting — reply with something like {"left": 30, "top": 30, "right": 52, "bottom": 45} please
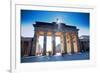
{"left": 31, "top": 21, "right": 80, "bottom": 56}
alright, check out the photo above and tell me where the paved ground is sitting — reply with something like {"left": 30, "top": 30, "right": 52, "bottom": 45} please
{"left": 21, "top": 52, "right": 89, "bottom": 63}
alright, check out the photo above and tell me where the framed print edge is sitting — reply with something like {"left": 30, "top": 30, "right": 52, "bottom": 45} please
{"left": 11, "top": 2, "right": 96, "bottom": 73}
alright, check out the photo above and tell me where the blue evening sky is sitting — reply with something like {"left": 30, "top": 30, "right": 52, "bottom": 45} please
{"left": 21, "top": 10, "right": 90, "bottom": 37}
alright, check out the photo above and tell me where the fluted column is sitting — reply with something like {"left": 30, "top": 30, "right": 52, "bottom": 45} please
{"left": 70, "top": 33, "right": 74, "bottom": 53}
{"left": 76, "top": 32, "right": 80, "bottom": 53}
{"left": 32, "top": 31, "right": 37, "bottom": 56}
{"left": 43, "top": 32, "right": 47, "bottom": 55}
{"left": 52, "top": 32, "right": 56, "bottom": 55}
{"left": 63, "top": 32, "right": 67, "bottom": 54}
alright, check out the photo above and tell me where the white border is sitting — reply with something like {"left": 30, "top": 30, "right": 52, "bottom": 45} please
{"left": 11, "top": 4, "right": 96, "bottom": 73}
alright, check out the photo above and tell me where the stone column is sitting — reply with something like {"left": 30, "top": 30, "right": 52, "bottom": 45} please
{"left": 70, "top": 33, "right": 74, "bottom": 53}
{"left": 76, "top": 32, "right": 80, "bottom": 53}
{"left": 32, "top": 31, "right": 37, "bottom": 56}
{"left": 52, "top": 32, "right": 56, "bottom": 55}
{"left": 43, "top": 32, "right": 47, "bottom": 55}
{"left": 63, "top": 32, "right": 67, "bottom": 54}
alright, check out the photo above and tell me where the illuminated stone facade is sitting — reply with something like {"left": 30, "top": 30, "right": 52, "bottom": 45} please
{"left": 31, "top": 21, "right": 80, "bottom": 56}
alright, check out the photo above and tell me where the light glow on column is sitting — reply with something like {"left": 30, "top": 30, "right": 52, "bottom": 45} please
{"left": 46, "top": 36, "right": 52, "bottom": 52}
